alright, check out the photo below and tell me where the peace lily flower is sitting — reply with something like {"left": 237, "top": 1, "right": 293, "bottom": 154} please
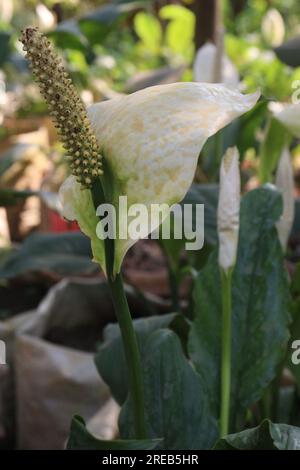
{"left": 21, "top": 27, "right": 259, "bottom": 276}
{"left": 275, "top": 147, "right": 295, "bottom": 250}
{"left": 193, "top": 42, "right": 239, "bottom": 88}
{"left": 217, "top": 147, "right": 241, "bottom": 273}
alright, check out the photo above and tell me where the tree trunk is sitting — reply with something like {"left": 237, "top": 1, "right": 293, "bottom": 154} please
{"left": 192, "top": 0, "right": 219, "bottom": 49}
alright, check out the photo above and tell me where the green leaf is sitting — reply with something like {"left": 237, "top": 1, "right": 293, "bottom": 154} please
{"left": 288, "top": 263, "right": 300, "bottom": 389}
{"left": 67, "top": 415, "right": 161, "bottom": 450}
{"left": 120, "top": 329, "right": 218, "bottom": 449}
{"left": 133, "top": 12, "right": 162, "bottom": 54}
{"left": 189, "top": 186, "right": 291, "bottom": 426}
{"left": 95, "top": 313, "right": 180, "bottom": 405}
{"left": 237, "top": 100, "right": 269, "bottom": 157}
{"left": 259, "top": 117, "right": 288, "bottom": 184}
{"left": 0, "top": 31, "right": 10, "bottom": 66}
{"left": 79, "top": 3, "right": 137, "bottom": 45}
{"left": 159, "top": 183, "right": 218, "bottom": 270}
{"left": 0, "top": 188, "right": 36, "bottom": 207}
{"left": 159, "top": 5, "right": 195, "bottom": 57}
{"left": 48, "top": 20, "right": 88, "bottom": 52}
{"left": 182, "top": 183, "right": 218, "bottom": 247}
{"left": 0, "top": 232, "right": 97, "bottom": 279}
{"left": 275, "top": 36, "right": 300, "bottom": 68}
{"left": 214, "top": 420, "right": 300, "bottom": 450}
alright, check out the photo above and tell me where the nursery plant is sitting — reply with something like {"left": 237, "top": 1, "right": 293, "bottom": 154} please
{"left": 18, "top": 24, "right": 300, "bottom": 451}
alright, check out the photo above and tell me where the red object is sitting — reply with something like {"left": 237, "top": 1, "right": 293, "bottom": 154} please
{"left": 48, "top": 209, "right": 79, "bottom": 232}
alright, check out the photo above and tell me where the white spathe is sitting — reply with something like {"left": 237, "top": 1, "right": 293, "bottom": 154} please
{"left": 193, "top": 42, "right": 239, "bottom": 87}
{"left": 274, "top": 103, "right": 300, "bottom": 139}
{"left": 217, "top": 147, "right": 240, "bottom": 273}
{"left": 60, "top": 82, "right": 259, "bottom": 275}
{"left": 275, "top": 147, "right": 295, "bottom": 250}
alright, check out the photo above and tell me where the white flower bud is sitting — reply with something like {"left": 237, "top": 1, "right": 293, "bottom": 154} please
{"left": 262, "top": 8, "right": 285, "bottom": 47}
{"left": 275, "top": 147, "right": 295, "bottom": 250}
{"left": 193, "top": 42, "right": 239, "bottom": 88}
{"left": 274, "top": 104, "right": 300, "bottom": 139}
{"left": 217, "top": 147, "right": 241, "bottom": 273}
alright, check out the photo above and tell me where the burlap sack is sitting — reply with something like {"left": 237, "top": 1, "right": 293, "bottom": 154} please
{"left": 14, "top": 277, "right": 150, "bottom": 450}
{"left": 14, "top": 278, "right": 116, "bottom": 449}
{"left": 0, "top": 310, "right": 35, "bottom": 445}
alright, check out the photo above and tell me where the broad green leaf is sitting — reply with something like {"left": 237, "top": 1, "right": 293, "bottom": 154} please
{"left": 259, "top": 117, "right": 288, "bottom": 184}
{"left": 48, "top": 20, "right": 88, "bottom": 52}
{"left": 159, "top": 5, "right": 195, "bottom": 56}
{"left": 67, "top": 415, "right": 161, "bottom": 450}
{"left": 0, "top": 31, "right": 10, "bottom": 66}
{"left": 133, "top": 12, "right": 162, "bottom": 54}
{"left": 95, "top": 313, "right": 180, "bottom": 405}
{"left": 288, "top": 263, "right": 300, "bottom": 389}
{"left": 0, "top": 232, "right": 97, "bottom": 278}
{"left": 214, "top": 420, "right": 300, "bottom": 450}
{"left": 159, "top": 183, "right": 218, "bottom": 270}
{"left": 275, "top": 36, "right": 300, "bottom": 68}
{"left": 237, "top": 100, "right": 269, "bottom": 157}
{"left": 189, "top": 186, "right": 291, "bottom": 427}
{"left": 291, "top": 198, "right": 300, "bottom": 237}
{"left": 79, "top": 3, "right": 137, "bottom": 45}
{"left": 182, "top": 183, "right": 218, "bottom": 247}
{"left": 0, "top": 188, "right": 36, "bottom": 207}
{"left": 120, "top": 329, "right": 218, "bottom": 449}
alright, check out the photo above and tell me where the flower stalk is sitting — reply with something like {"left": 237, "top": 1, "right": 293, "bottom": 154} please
{"left": 220, "top": 268, "right": 233, "bottom": 437}
{"left": 217, "top": 147, "right": 240, "bottom": 437}
{"left": 20, "top": 27, "right": 146, "bottom": 440}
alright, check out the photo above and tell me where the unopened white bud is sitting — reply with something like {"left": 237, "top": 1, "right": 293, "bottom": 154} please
{"left": 217, "top": 147, "right": 240, "bottom": 273}
{"left": 262, "top": 8, "right": 285, "bottom": 47}
{"left": 275, "top": 147, "right": 295, "bottom": 250}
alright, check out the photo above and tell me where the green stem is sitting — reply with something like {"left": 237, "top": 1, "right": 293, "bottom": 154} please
{"left": 220, "top": 268, "right": 233, "bottom": 437}
{"left": 91, "top": 179, "right": 146, "bottom": 439}
{"left": 108, "top": 273, "right": 147, "bottom": 439}
{"left": 168, "top": 266, "right": 180, "bottom": 313}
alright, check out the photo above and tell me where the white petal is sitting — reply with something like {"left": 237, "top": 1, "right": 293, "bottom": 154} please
{"left": 217, "top": 147, "right": 240, "bottom": 272}
{"left": 59, "top": 175, "right": 106, "bottom": 273}
{"left": 193, "top": 42, "right": 240, "bottom": 87}
{"left": 274, "top": 104, "right": 300, "bottom": 138}
{"left": 88, "top": 83, "right": 258, "bottom": 273}
{"left": 275, "top": 147, "right": 295, "bottom": 250}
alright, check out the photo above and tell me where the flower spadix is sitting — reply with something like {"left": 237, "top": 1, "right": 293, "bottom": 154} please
{"left": 217, "top": 147, "right": 241, "bottom": 274}
{"left": 275, "top": 147, "right": 295, "bottom": 250}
